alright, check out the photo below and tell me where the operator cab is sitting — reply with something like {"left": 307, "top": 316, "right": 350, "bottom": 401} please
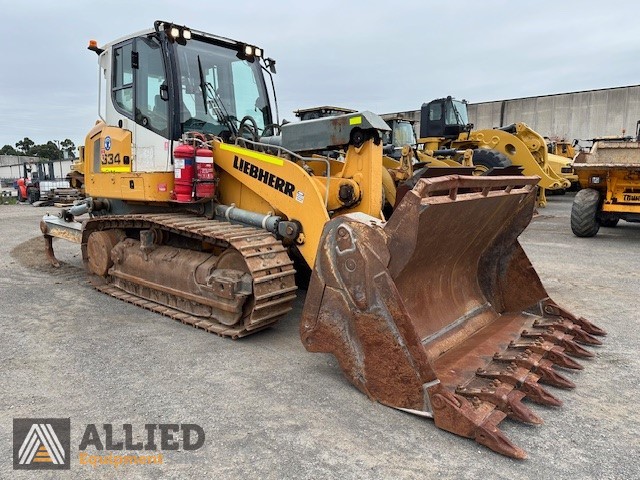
{"left": 382, "top": 117, "right": 418, "bottom": 159}
{"left": 96, "top": 21, "right": 276, "bottom": 148}
{"left": 419, "top": 97, "right": 471, "bottom": 139}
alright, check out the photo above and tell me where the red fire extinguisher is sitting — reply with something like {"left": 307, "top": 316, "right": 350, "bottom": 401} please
{"left": 195, "top": 147, "right": 215, "bottom": 199}
{"left": 173, "top": 144, "right": 195, "bottom": 202}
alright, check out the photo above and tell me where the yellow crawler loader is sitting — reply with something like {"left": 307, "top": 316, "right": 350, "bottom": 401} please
{"left": 41, "top": 21, "right": 604, "bottom": 458}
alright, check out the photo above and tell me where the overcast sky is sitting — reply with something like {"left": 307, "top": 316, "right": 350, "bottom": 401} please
{"left": 1, "top": 0, "right": 638, "bottom": 149}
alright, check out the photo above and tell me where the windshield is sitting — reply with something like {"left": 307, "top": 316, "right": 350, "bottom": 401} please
{"left": 174, "top": 39, "right": 272, "bottom": 136}
{"left": 392, "top": 121, "right": 417, "bottom": 147}
{"left": 445, "top": 100, "right": 469, "bottom": 126}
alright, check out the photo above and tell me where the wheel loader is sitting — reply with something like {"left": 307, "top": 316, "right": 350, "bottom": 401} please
{"left": 570, "top": 128, "right": 640, "bottom": 236}
{"left": 418, "top": 97, "right": 572, "bottom": 206}
{"left": 40, "top": 21, "right": 605, "bottom": 459}
{"left": 545, "top": 138, "right": 580, "bottom": 192}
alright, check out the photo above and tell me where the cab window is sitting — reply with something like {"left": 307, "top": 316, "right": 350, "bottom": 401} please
{"left": 134, "top": 36, "right": 168, "bottom": 137}
{"left": 112, "top": 42, "right": 133, "bottom": 116}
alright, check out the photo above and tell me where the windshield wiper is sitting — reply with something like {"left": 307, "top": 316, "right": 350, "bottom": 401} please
{"left": 196, "top": 55, "right": 238, "bottom": 136}
{"left": 197, "top": 55, "right": 209, "bottom": 116}
{"left": 204, "top": 82, "right": 238, "bottom": 136}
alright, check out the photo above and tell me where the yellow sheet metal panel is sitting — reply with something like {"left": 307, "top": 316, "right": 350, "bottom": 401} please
{"left": 98, "top": 127, "right": 133, "bottom": 173}
{"left": 86, "top": 172, "right": 174, "bottom": 201}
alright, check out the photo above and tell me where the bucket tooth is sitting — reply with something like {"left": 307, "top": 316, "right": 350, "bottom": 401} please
{"left": 510, "top": 340, "right": 584, "bottom": 370}
{"left": 504, "top": 391, "right": 544, "bottom": 425}
{"left": 457, "top": 381, "right": 542, "bottom": 425}
{"left": 532, "top": 319, "right": 602, "bottom": 346}
{"left": 557, "top": 338, "right": 595, "bottom": 358}
{"left": 545, "top": 348, "right": 584, "bottom": 370}
{"left": 522, "top": 328, "right": 594, "bottom": 358}
{"left": 475, "top": 411, "right": 527, "bottom": 460}
{"left": 429, "top": 387, "right": 527, "bottom": 459}
{"left": 540, "top": 301, "right": 607, "bottom": 337}
{"left": 549, "top": 330, "right": 595, "bottom": 357}
{"left": 493, "top": 351, "right": 576, "bottom": 389}
{"left": 567, "top": 327, "right": 602, "bottom": 346}
{"left": 521, "top": 376, "right": 563, "bottom": 407}
{"left": 533, "top": 360, "right": 576, "bottom": 389}
{"left": 574, "top": 316, "right": 607, "bottom": 337}
{"left": 476, "top": 364, "right": 563, "bottom": 407}
{"left": 523, "top": 328, "right": 595, "bottom": 358}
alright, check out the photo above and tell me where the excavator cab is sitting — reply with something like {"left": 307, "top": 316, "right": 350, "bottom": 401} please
{"left": 419, "top": 96, "right": 473, "bottom": 139}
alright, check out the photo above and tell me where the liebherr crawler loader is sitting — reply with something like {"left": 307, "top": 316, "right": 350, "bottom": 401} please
{"left": 41, "top": 21, "right": 605, "bottom": 459}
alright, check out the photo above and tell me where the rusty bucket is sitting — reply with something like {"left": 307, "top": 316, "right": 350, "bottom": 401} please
{"left": 301, "top": 175, "right": 605, "bottom": 458}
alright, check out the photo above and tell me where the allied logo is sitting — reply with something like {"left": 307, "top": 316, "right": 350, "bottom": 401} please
{"left": 13, "top": 418, "right": 71, "bottom": 470}
{"left": 104, "top": 136, "right": 112, "bottom": 151}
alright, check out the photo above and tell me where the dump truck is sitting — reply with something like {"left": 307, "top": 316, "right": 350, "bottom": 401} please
{"left": 41, "top": 21, "right": 604, "bottom": 458}
{"left": 571, "top": 130, "right": 640, "bottom": 236}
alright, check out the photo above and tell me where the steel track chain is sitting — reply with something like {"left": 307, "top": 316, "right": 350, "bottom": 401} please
{"left": 82, "top": 213, "right": 297, "bottom": 338}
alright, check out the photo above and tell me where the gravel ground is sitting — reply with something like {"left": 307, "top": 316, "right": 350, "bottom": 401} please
{"left": 0, "top": 195, "right": 638, "bottom": 479}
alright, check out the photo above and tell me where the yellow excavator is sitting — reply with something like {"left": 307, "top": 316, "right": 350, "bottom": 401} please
{"left": 41, "top": 21, "right": 604, "bottom": 459}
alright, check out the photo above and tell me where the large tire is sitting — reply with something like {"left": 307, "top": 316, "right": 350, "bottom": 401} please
{"left": 571, "top": 188, "right": 600, "bottom": 237}
{"left": 472, "top": 149, "right": 512, "bottom": 174}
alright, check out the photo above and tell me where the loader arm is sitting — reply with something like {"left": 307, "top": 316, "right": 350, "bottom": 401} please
{"left": 460, "top": 124, "right": 570, "bottom": 190}
{"left": 212, "top": 130, "right": 385, "bottom": 267}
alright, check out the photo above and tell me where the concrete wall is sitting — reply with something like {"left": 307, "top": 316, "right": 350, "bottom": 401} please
{"left": 468, "top": 85, "right": 640, "bottom": 141}
{"left": 383, "top": 85, "right": 640, "bottom": 143}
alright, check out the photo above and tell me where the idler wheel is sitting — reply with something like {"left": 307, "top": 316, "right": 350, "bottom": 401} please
{"left": 86, "top": 230, "right": 125, "bottom": 277}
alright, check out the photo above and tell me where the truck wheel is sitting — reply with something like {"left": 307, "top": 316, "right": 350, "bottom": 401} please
{"left": 571, "top": 188, "right": 600, "bottom": 237}
{"left": 472, "top": 149, "right": 512, "bottom": 174}
{"left": 16, "top": 188, "right": 24, "bottom": 202}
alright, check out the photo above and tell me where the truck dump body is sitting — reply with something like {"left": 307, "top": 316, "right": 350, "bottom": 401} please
{"left": 301, "top": 175, "right": 605, "bottom": 458}
{"left": 572, "top": 139, "right": 640, "bottom": 236}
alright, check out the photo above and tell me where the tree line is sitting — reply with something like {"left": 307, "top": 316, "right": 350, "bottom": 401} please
{"left": 0, "top": 137, "right": 76, "bottom": 160}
